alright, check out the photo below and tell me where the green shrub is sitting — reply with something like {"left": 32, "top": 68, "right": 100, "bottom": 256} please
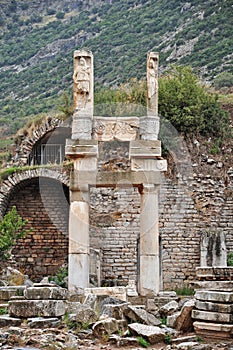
{"left": 0, "top": 206, "right": 31, "bottom": 260}
{"left": 138, "top": 336, "right": 150, "bottom": 348}
{"left": 227, "top": 252, "right": 233, "bottom": 266}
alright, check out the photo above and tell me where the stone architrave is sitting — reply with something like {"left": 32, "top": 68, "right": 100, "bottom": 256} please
{"left": 72, "top": 50, "right": 94, "bottom": 140}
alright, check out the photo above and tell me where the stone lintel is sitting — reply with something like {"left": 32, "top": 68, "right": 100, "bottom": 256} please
{"left": 65, "top": 139, "right": 98, "bottom": 158}
{"left": 70, "top": 170, "right": 161, "bottom": 190}
{"left": 195, "top": 290, "right": 233, "bottom": 303}
{"left": 130, "top": 140, "right": 161, "bottom": 158}
{"left": 192, "top": 309, "right": 233, "bottom": 323}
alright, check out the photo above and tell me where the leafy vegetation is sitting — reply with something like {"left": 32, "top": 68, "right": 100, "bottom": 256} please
{"left": 0, "top": 206, "right": 31, "bottom": 260}
{"left": 0, "top": 0, "right": 232, "bottom": 134}
{"left": 227, "top": 252, "right": 233, "bottom": 267}
{"left": 138, "top": 336, "right": 150, "bottom": 348}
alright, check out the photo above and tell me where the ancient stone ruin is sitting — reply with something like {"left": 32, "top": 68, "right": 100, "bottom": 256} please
{"left": 66, "top": 49, "right": 167, "bottom": 296}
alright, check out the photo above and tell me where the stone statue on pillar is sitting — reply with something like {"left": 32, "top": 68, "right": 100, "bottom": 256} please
{"left": 140, "top": 52, "right": 160, "bottom": 140}
{"left": 147, "top": 52, "right": 159, "bottom": 116}
{"left": 72, "top": 50, "right": 94, "bottom": 140}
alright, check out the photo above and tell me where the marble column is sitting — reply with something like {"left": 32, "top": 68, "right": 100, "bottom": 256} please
{"left": 139, "top": 183, "right": 160, "bottom": 295}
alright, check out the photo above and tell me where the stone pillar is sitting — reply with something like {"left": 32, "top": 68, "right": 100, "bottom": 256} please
{"left": 72, "top": 49, "right": 94, "bottom": 140}
{"left": 139, "top": 184, "right": 160, "bottom": 295}
{"left": 69, "top": 186, "right": 90, "bottom": 290}
{"left": 66, "top": 141, "right": 98, "bottom": 291}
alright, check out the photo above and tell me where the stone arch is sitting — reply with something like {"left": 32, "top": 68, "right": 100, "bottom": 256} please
{"left": 0, "top": 168, "right": 70, "bottom": 217}
{"left": 13, "top": 116, "right": 71, "bottom": 166}
{"left": 0, "top": 169, "right": 70, "bottom": 281}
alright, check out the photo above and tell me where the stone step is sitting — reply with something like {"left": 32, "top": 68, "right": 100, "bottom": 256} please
{"left": 195, "top": 290, "right": 233, "bottom": 303}
{"left": 195, "top": 300, "right": 233, "bottom": 313}
{"left": 193, "top": 321, "right": 233, "bottom": 339}
{"left": 192, "top": 309, "right": 233, "bottom": 323}
{"left": 191, "top": 280, "right": 233, "bottom": 291}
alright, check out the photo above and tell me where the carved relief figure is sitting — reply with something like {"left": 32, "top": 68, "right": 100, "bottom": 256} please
{"left": 147, "top": 56, "right": 158, "bottom": 99}
{"left": 73, "top": 56, "right": 90, "bottom": 109}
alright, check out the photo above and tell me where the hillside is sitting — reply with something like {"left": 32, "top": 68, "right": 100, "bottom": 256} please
{"left": 0, "top": 0, "right": 232, "bottom": 135}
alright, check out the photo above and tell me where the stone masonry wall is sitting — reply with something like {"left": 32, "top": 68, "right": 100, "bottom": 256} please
{"left": 90, "top": 187, "right": 140, "bottom": 286}
{"left": 8, "top": 178, "right": 69, "bottom": 281}
{"left": 89, "top": 172, "right": 233, "bottom": 290}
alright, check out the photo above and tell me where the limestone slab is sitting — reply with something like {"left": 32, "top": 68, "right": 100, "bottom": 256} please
{"left": 0, "top": 315, "right": 21, "bottom": 327}
{"left": 193, "top": 321, "right": 233, "bottom": 339}
{"left": 24, "top": 286, "right": 68, "bottom": 300}
{"left": 192, "top": 309, "right": 233, "bottom": 323}
{"left": 195, "top": 300, "right": 233, "bottom": 313}
{"left": 128, "top": 323, "right": 165, "bottom": 344}
{"left": 131, "top": 158, "right": 167, "bottom": 172}
{"left": 8, "top": 300, "right": 66, "bottom": 318}
{"left": 84, "top": 287, "right": 127, "bottom": 301}
{"left": 195, "top": 291, "right": 233, "bottom": 303}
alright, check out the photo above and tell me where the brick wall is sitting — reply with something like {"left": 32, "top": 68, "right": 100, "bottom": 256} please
{"left": 8, "top": 178, "right": 69, "bottom": 281}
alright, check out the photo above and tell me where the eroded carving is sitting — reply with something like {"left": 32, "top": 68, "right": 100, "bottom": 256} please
{"left": 147, "top": 52, "right": 159, "bottom": 116}
{"left": 93, "top": 117, "right": 139, "bottom": 141}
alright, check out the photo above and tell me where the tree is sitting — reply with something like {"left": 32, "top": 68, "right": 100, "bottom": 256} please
{"left": 0, "top": 206, "right": 31, "bottom": 260}
{"left": 158, "top": 65, "right": 229, "bottom": 137}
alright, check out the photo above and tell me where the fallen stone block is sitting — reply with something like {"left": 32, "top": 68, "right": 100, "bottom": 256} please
{"left": 74, "top": 303, "right": 99, "bottom": 324}
{"left": 0, "top": 315, "right": 21, "bottom": 327}
{"left": 172, "top": 299, "right": 195, "bottom": 332}
{"left": 176, "top": 341, "right": 199, "bottom": 349}
{"left": 84, "top": 287, "right": 127, "bottom": 301}
{"left": 101, "top": 302, "right": 128, "bottom": 320}
{"left": 128, "top": 323, "right": 166, "bottom": 344}
{"left": 192, "top": 309, "right": 233, "bottom": 323}
{"left": 193, "top": 321, "right": 233, "bottom": 339}
{"left": 195, "top": 290, "right": 233, "bottom": 303}
{"left": 109, "top": 334, "right": 139, "bottom": 347}
{"left": 24, "top": 286, "right": 68, "bottom": 300}
{"left": 27, "top": 317, "right": 60, "bottom": 328}
{"left": 167, "top": 311, "right": 181, "bottom": 328}
{"left": 159, "top": 300, "right": 179, "bottom": 317}
{"left": 92, "top": 317, "right": 119, "bottom": 338}
{"left": 8, "top": 299, "right": 66, "bottom": 318}
{"left": 124, "top": 305, "right": 161, "bottom": 326}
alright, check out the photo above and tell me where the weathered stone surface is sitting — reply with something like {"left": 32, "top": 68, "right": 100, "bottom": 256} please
{"left": 176, "top": 341, "right": 199, "bottom": 349}
{"left": 124, "top": 305, "right": 161, "bottom": 326}
{"left": 24, "top": 286, "right": 68, "bottom": 300}
{"left": 74, "top": 303, "right": 99, "bottom": 324}
{"left": 195, "top": 290, "right": 233, "bottom": 303}
{"left": 109, "top": 334, "right": 139, "bottom": 347}
{"left": 101, "top": 303, "right": 128, "bottom": 320}
{"left": 167, "top": 311, "right": 181, "bottom": 328}
{"left": 195, "top": 300, "right": 233, "bottom": 313}
{"left": 83, "top": 293, "right": 97, "bottom": 308}
{"left": 193, "top": 321, "right": 233, "bottom": 339}
{"left": 27, "top": 317, "right": 60, "bottom": 328}
{"left": 0, "top": 287, "right": 19, "bottom": 301}
{"left": 159, "top": 300, "right": 179, "bottom": 317}
{"left": 1, "top": 267, "right": 32, "bottom": 286}
{"left": 0, "top": 315, "right": 21, "bottom": 327}
{"left": 167, "top": 299, "right": 195, "bottom": 331}
{"left": 192, "top": 309, "right": 233, "bottom": 323}
{"left": 84, "top": 287, "right": 127, "bottom": 301}
{"left": 92, "top": 317, "right": 119, "bottom": 338}
{"left": 191, "top": 281, "right": 233, "bottom": 291}
{"left": 128, "top": 323, "right": 165, "bottom": 344}
{"left": 8, "top": 299, "right": 66, "bottom": 318}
